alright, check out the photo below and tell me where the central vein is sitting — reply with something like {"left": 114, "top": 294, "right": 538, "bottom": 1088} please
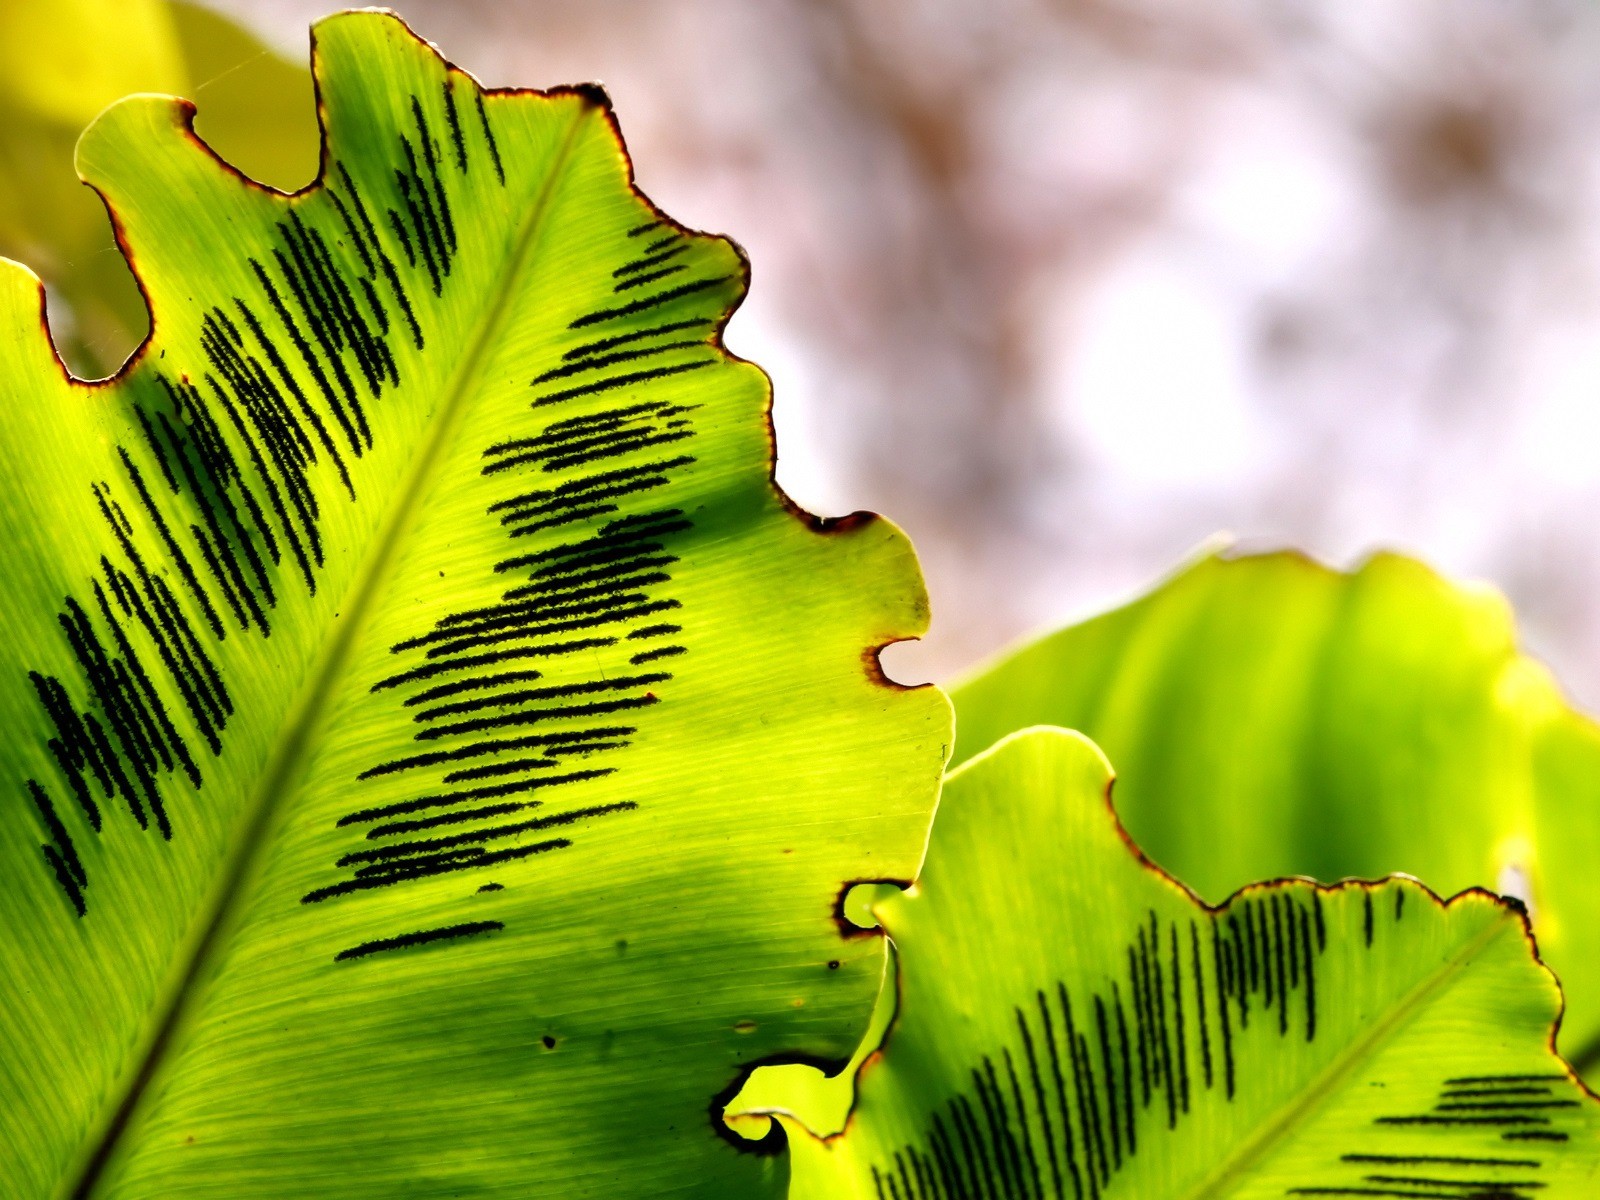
{"left": 65, "top": 96, "right": 598, "bottom": 1200}
{"left": 1182, "top": 908, "right": 1511, "bottom": 1200}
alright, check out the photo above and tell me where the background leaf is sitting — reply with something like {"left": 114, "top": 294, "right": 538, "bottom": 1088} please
{"left": 785, "top": 727, "right": 1600, "bottom": 1198}
{"left": 0, "top": 0, "right": 316, "bottom": 376}
{"left": 0, "top": 12, "right": 948, "bottom": 1197}
{"left": 951, "top": 548, "right": 1600, "bottom": 1075}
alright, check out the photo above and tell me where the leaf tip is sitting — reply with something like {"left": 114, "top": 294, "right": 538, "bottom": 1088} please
{"left": 832, "top": 879, "right": 910, "bottom": 939}
{"left": 712, "top": 1049, "right": 853, "bottom": 1157}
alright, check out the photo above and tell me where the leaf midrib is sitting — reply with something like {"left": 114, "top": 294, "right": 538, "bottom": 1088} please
{"left": 1181, "top": 906, "right": 1511, "bottom": 1200}
{"left": 64, "top": 96, "right": 598, "bottom": 1200}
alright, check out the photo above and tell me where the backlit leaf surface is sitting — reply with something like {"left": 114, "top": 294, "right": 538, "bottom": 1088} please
{"left": 0, "top": 13, "right": 949, "bottom": 1197}
{"left": 784, "top": 728, "right": 1600, "bottom": 1198}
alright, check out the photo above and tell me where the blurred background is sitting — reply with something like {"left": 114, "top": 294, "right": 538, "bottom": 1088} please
{"left": 14, "top": 0, "right": 1600, "bottom": 701}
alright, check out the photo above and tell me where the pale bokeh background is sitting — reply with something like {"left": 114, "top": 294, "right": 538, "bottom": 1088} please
{"left": 120, "top": 2, "right": 1600, "bottom": 701}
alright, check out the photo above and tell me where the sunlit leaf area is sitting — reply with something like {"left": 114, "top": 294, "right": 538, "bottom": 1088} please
{"left": 4, "top": 3, "right": 1600, "bottom": 1197}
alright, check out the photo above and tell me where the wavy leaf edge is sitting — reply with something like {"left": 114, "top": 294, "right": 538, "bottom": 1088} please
{"left": 771, "top": 726, "right": 1598, "bottom": 1196}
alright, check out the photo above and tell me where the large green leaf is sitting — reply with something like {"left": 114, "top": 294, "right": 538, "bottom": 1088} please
{"left": 0, "top": 12, "right": 949, "bottom": 1197}
{"left": 951, "top": 549, "right": 1600, "bottom": 1071}
{"left": 0, "top": 0, "right": 316, "bottom": 376}
{"left": 781, "top": 727, "right": 1600, "bottom": 1197}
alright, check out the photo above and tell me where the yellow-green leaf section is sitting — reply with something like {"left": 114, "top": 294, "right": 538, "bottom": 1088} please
{"left": 0, "top": 0, "right": 316, "bottom": 377}
{"left": 951, "top": 549, "right": 1600, "bottom": 1074}
{"left": 784, "top": 728, "right": 1600, "bottom": 1198}
{"left": 0, "top": 12, "right": 949, "bottom": 1198}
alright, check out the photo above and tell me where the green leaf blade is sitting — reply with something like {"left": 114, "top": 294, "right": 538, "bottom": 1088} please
{"left": 786, "top": 729, "right": 1600, "bottom": 1198}
{"left": 951, "top": 548, "right": 1600, "bottom": 1069}
{"left": 0, "top": 13, "right": 948, "bottom": 1197}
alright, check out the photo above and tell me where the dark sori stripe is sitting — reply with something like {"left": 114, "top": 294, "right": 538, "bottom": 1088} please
{"left": 309, "top": 417, "right": 707, "bottom": 911}
{"left": 1340, "top": 1068, "right": 1582, "bottom": 1190}
{"left": 334, "top": 918, "right": 504, "bottom": 962}
{"left": 863, "top": 890, "right": 1566, "bottom": 1199}
{"left": 17, "top": 77, "right": 516, "bottom": 917}
{"left": 296, "top": 156, "right": 734, "bottom": 946}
